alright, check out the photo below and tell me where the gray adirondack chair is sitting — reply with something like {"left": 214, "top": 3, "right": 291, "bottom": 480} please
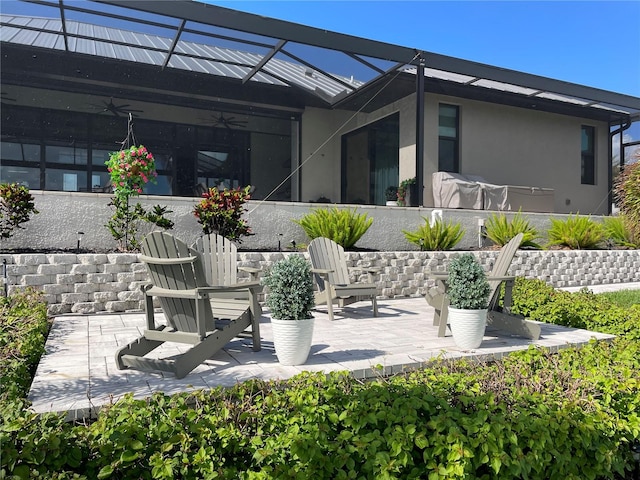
{"left": 115, "top": 232, "right": 261, "bottom": 379}
{"left": 192, "top": 234, "right": 262, "bottom": 316}
{"left": 426, "top": 233, "right": 541, "bottom": 340}
{"left": 307, "top": 237, "right": 379, "bottom": 321}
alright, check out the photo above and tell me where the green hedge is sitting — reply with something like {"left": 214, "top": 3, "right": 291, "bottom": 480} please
{"left": 1, "top": 281, "right": 639, "bottom": 479}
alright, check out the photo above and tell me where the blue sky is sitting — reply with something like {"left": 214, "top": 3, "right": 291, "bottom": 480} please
{"left": 212, "top": 1, "right": 640, "bottom": 98}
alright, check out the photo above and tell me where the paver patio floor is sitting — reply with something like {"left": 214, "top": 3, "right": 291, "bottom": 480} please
{"left": 28, "top": 294, "right": 621, "bottom": 421}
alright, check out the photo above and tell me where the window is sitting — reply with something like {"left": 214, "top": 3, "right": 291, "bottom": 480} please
{"left": 581, "top": 125, "right": 595, "bottom": 185}
{"left": 438, "top": 104, "right": 459, "bottom": 172}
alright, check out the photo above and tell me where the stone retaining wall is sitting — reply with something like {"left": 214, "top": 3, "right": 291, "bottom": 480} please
{"left": 2, "top": 250, "right": 638, "bottom": 315}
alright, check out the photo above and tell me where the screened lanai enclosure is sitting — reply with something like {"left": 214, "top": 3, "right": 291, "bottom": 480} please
{"left": 1, "top": 0, "right": 639, "bottom": 213}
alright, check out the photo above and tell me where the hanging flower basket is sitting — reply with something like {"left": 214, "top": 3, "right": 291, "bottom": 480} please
{"left": 106, "top": 145, "right": 158, "bottom": 198}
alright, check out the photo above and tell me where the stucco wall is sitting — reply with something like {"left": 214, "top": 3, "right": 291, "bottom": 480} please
{"left": 0, "top": 191, "right": 608, "bottom": 254}
{"left": 421, "top": 94, "right": 610, "bottom": 214}
{"left": 301, "top": 92, "right": 610, "bottom": 215}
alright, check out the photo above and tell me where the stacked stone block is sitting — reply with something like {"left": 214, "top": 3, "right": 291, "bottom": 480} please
{"left": 0, "top": 249, "right": 638, "bottom": 315}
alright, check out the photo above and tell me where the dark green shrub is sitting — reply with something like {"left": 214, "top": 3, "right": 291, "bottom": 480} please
{"left": 262, "top": 255, "right": 315, "bottom": 320}
{"left": 0, "top": 288, "right": 49, "bottom": 401}
{"left": 446, "top": 253, "right": 491, "bottom": 309}
{"left": 603, "top": 215, "right": 639, "bottom": 248}
{"left": 0, "top": 182, "right": 39, "bottom": 239}
{"left": 294, "top": 207, "right": 372, "bottom": 249}
{"left": 484, "top": 210, "right": 541, "bottom": 248}
{"left": 510, "top": 277, "right": 640, "bottom": 341}
{"left": 403, "top": 217, "right": 464, "bottom": 251}
{"left": 546, "top": 214, "right": 605, "bottom": 249}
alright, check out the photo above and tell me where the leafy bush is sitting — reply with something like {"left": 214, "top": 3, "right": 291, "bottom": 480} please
{"left": 613, "top": 155, "right": 640, "bottom": 240}
{"left": 2, "top": 273, "right": 639, "bottom": 479}
{"left": 294, "top": 207, "right": 372, "bottom": 249}
{"left": 446, "top": 253, "right": 491, "bottom": 309}
{"left": 193, "top": 185, "right": 252, "bottom": 243}
{"left": 0, "top": 182, "right": 39, "bottom": 239}
{"left": 484, "top": 210, "right": 541, "bottom": 248}
{"left": 509, "top": 277, "right": 640, "bottom": 341}
{"left": 0, "top": 288, "right": 49, "bottom": 401}
{"left": 403, "top": 217, "right": 464, "bottom": 251}
{"left": 262, "top": 255, "right": 315, "bottom": 320}
{"left": 603, "top": 215, "right": 639, "bottom": 248}
{"left": 546, "top": 214, "right": 605, "bottom": 249}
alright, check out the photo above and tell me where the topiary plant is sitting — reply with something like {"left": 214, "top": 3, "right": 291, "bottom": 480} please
{"left": 293, "top": 207, "right": 372, "bottom": 249}
{"left": 262, "top": 255, "right": 315, "bottom": 320}
{"left": 446, "top": 253, "right": 491, "bottom": 310}
{"left": 403, "top": 218, "right": 464, "bottom": 251}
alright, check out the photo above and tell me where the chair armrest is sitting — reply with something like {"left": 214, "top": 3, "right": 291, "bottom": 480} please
{"left": 238, "top": 266, "right": 260, "bottom": 274}
{"left": 311, "top": 268, "right": 333, "bottom": 275}
{"left": 427, "top": 272, "right": 449, "bottom": 281}
{"left": 351, "top": 266, "right": 381, "bottom": 274}
{"left": 487, "top": 276, "right": 515, "bottom": 282}
{"left": 139, "top": 254, "right": 198, "bottom": 266}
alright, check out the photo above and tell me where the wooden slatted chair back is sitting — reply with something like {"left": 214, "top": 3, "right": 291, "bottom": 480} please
{"left": 141, "top": 231, "right": 214, "bottom": 333}
{"left": 193, "top": 234, "right": 238, "bottom": 286}
{"left": 487, "top": 232, "right": 523, "bottom": 300}
{"left": 308, "top": 237, "right": 351, "bottom": 288}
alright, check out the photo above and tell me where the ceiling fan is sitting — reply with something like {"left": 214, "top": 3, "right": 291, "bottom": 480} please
{"left": 208, "top": 112, "right": 248, "bottom": 129}
{"left": 89, "top": 97, "right": 143, "bottom": 117}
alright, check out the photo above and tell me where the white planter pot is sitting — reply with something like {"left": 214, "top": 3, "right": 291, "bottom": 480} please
{"left": 448, "top": 307, "right": 487, "bottom": 349}
{"left": 271, "top": 317, "right": 315, "bottom": 365}
{"left": 385, "top": 201, "right": 397, "bottom": 206}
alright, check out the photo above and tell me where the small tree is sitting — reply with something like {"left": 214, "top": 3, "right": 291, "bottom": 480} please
{"left": 193, "top": 186, "right": 253, "bottom": 243}
{"left": 105, "top": 145, "right": 174, "bottom": 251}
{"left": 0, "top": 183, "right": 39, "bottom": 240}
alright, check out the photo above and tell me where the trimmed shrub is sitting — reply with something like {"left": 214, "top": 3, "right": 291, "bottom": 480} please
{"left": 262, "top": 255, "right": 315, "bottom": 320}
{"left": 446, "top": 253, "right": 491, "bottom": 309}
{"left": 403, "top": 218, "right": 464, "bottom": 251}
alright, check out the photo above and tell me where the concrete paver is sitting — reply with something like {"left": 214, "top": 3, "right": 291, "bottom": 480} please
{"left": 28, "top": 283, "right": 640, "bottom": 421}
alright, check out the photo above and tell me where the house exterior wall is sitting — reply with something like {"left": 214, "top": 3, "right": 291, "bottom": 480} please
{"left": 299, "top": 94, "right": 609, "bottom": 215}
{"left": 420, "top": 94, "right": 610, "bottom": 214}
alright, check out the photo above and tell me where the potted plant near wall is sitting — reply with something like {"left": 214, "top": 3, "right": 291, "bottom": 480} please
{"left": 385, "top": 186, "right": 398, "bottom": 206}
{"left": 446, "top": 253, "right": 491, "bottom": 349}
{"left": 262, "top": 254, "right": 315, "bottom": 365}
{"left": 397, "top": 177, "right": 417, "bottom": 206}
